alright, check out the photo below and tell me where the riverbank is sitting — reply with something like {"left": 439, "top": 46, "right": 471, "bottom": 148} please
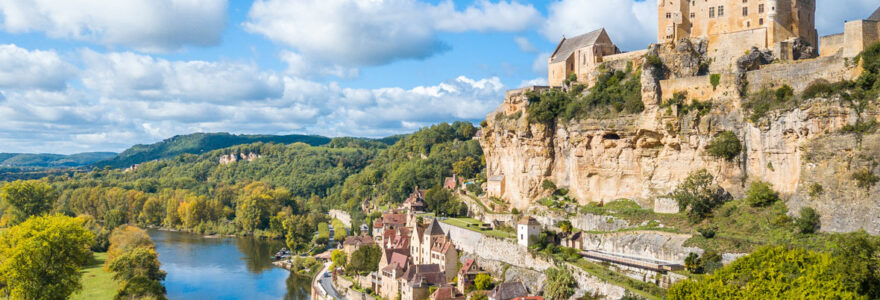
{"left": 72, "top": 252, "right": 116, "bottom": 300}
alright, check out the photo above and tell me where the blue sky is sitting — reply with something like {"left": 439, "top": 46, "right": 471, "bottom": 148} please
{"left": 0, "top": 0, "right": 876, "bottom": 154}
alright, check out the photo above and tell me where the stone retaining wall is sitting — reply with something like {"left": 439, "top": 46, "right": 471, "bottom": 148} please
{"left": 329, "top": 210, "right": 352, "bottom": 229}
{"left": 581, "top": 231, "right": 702, "bottom": 263}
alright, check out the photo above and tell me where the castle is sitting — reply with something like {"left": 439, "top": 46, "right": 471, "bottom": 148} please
{"left": 549, "top": 2, "right": 880, "bottom": 87}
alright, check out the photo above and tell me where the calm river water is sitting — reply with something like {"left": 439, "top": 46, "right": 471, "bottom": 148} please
{"left": 147, "top": 229, "right": 311, "bottom": 299}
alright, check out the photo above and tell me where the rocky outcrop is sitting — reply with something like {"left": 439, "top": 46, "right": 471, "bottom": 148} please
{"left": 581, "top": 231, "right": 702, "bottom": 263}
{"left": 219, "top": 152, "right": 261, "bottom": 165}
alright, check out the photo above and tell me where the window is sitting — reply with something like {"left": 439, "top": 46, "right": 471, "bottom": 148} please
{"left": 759, "top": 18, "right": 764, "bottom": 25}
{"left": 666, "top": 12, "right": 672, "bottom": 19}
{"left": 743, "top": 7, "right": 748, "bottom": 16}
{"left": 759, "top": 4, "right": 764, "bottom": 13}
{"left": 718, "top": 6, "right": 724, "bottom": 17}
{"left": 690, "top": 12, "right": 695, "bottom": 19}
{"left": 709, "top": 7, "right": 715, "bottom": 18}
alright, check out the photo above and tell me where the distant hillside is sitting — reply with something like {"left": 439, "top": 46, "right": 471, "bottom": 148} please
{"left": 0, "top": 152, "right": 117, "bottom": 168}
{"left": 96, "top": 132, "right": 332, "bottom": 168}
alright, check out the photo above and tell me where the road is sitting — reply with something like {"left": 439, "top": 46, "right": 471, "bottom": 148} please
{"left": 316, "top": 263, "right": 345, "bottom": 300}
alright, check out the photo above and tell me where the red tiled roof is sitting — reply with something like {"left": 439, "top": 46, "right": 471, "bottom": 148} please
{"left": 459, "top": 259, "right": 475, "bottom": 275}
{"left": 431, "top": 285, "right": 463, "bottom": 300}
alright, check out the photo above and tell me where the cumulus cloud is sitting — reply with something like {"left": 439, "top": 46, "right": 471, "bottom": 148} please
{"left": 80, "top": 50, "right": 284, "bottom": 103}
{"left": 519, "top": 77, "right": 547, "bottom": 87}
{"left": 0, "top": 44, "right": 76, "bottom": 90}
{"left": 514, "top": 37, "right": 539, "bottom": 53}
{"left": 531, "top": 52, "right": 551, "bottom": 74}
{"left": 244, "top": 0, "right": 540, "bottom": 67}
{"left": 0, "top": 0, "right": 227, "bottom": 52}
{"left": 541, "top": 0, "right": 657, "bottom": 51}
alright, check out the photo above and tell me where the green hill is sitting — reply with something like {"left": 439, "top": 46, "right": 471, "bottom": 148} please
{"left": 0, "top": 152, "right": 117, "bottom": 168}
{"left": 96, "top": 133, "right": 332, "bottom": 168}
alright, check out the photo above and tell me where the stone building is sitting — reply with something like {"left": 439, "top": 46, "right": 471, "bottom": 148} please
{"left": 456, "top": 259, "right": 487, "bottom": 294}
{"left": 516, "top": 216, "right": 541, "bottom": 248}
{"left": 547, "top": 28, "right": 620, "bottom": 87}
{"left": 659, "top": 0, "right": 818, "bottom": 69}
{"left": 488, "top": 282, "right": 528, "bottom": 300}
{"left": 410, "top": 219, "right": 458, "bottom": 282}
{"left": 487, "top": 175, "right": 505, "bottom": 198}
{"left": 819, "top": 6, "right": 880, "bottom": 58}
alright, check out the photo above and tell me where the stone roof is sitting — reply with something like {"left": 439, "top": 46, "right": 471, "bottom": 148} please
{"left": 431, "top": 236, "right": 454, "bottom": 255}
{"left": 344, "top": 235, "right": 375, "bottom": 248}
{"left": 870, "top": 6, "right": 880, "bottom": 21}
{"left": 426, "top": 219, "right": 445, "bottom": 236}
{"left": 517, "top": 216, "right": 540, "bottom": 226}
{"left": 488, "top": 282, "right": 528, "bottom": 300}
{"left": 549, "top": 28, "right": 607, "bottom": 64}
{"left": 404, "top": 264, "right": 445, "bottom": 287}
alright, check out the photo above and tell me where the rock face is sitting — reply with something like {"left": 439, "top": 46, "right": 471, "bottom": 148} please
{"left": 480, "top": 44, "right": 880, "bottom": 233}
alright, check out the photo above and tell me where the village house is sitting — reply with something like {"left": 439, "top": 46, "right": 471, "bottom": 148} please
{"left": 430, "top": 285, "right": 466, "bottom": 300}
{"left": 379, "top": 251, "right": 412, "bottom": 300}
{"left": 547, "top": 28, "right": 620, "bottom": 87}
{"left": 486, "top": 175, "right": 505, "bottom": 199}
{"left": 342, "top": 235, "right": 376, "bottom": 256}
{"left": 400, "top": 264, "right": 447, "bottom": 300}
{"left": 404, "top": 187, "right": 428, "bottom": 213}
{"left": 443, "top": 174, "right": 464, "bottom": 190}
{"left": 373, "top": 210, "right": 408, "bottom": 245}
{"left": 487, "top": 282, "right": 528, "bottom": 300}
{"left": 517, "top": 216, "right": 541, "bottom": 248}
{"left": 410, "top": 219, "right": 458, "bottom": 282}
{"left": 456, "top": 259, "right": 488, "bottom": 294}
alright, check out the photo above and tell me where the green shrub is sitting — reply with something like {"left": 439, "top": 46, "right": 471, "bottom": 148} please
{"left": 709, "top": 74, "right": 721, "bottom": 90}
{"left": 775, "top": 85, "right": 794, "bottom": 102}
{"left": 646, "top": 54, "right": 663, "bottom": 69}
{"left": 684, "top": 252, "right": 702, "bottom": 273}
{"left": 840, "top": 120, "right": 878, "bottom": 135}
{"left": 526, "top": 89, "right": 570, "bottom": 125}
{"left": 795, "top": 207, "right": 821, "bottom": 234}
{"left": 744, "top": 85, "right": 800, "bottom": 123}
{"left": 671, "top": 170, "right": 726, "bottom": 223}
{"left": 542, "top": 179, "right": 557, "bottom": 191}
{"left": 807, "top": 183, "right": 824, "bottom": 198}
{"left": 697, "top": 225, "right": 717, "bottom": 239}
{"left": 700, "top": 250, "right": 723, "bottom": 274}
{"left": 561, "top": 67, "right": 643, "bottom": 120}
{"left": 480, "top": 120, "right": 488, "bottom": 127}
{"left": 705, "top": 131, "right": 742, "bottom": 161}
{"left": 745, "top": 181, "right": 780, "bottom": 207}
{"left": 852, "top": 168, "right": 879, "bottom": 189}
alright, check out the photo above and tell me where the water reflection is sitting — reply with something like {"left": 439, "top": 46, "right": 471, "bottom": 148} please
{"left": 148, "top": 229, "right": 311, "bottom": 299}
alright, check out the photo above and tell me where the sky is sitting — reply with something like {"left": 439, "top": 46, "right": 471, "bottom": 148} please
{"left": 0, "top": 0, "right": 877, "bottom": 154}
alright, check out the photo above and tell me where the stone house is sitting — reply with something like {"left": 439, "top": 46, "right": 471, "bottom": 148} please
{"left": 404, "top": 187, "right": 428, "bottom": 213}
{"left": 487, "top": 175, "right": 505, "bottom": 199}
{"left": 819, "top": 6, "right": 880, "bottom": 58}
{"left": 547, "top": 28, "right": 620, "bottom": 87}
{"left": 561, "top": 231, "right": 583, "bottom": 250}
{"left": 444, "top": 174, "right": 464, "bottom": 190}
{"left": 487, "top": 282, "right": 528, "bottom": 300}
{"left": 430, "top": 285, "right": 466, "bottom": 300}
{"left": 411, "top": 219, "right": 459, "bottom": 282}
{"left": 456, "top": 259, "right": 487, "bottom": 294}
{"left": 659, "top": 0, "right": 818, "bottom": 70}
{"left": 373, "top": 210, "right": 408, "bottom": 245}
{"left": 400, "top": 264, "right": 446, "bottom": 300}
{"left": 342, "top": 235, "right": 375, "bottom": 256}
{"left": 517, "top": 216, "right": 541, "bottom": 248}
{"left": 380, "top": 251, "right": 412, "bottom": 300}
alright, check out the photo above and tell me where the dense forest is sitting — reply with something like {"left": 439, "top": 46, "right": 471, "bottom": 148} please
{"left": 0, "top": 122, "right": 483, "bottom": 255}
{"left": 0, "top": 152, "right": 117, "bottom": 168}
{"left": 95, "top": 132, "right": 335, "bottom": 168}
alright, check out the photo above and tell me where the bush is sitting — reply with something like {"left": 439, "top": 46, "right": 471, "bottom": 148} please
{"left": 671, "top": 170, "right": 726, "bottom": 223}
{"left": 480, "top": 120, "right": 488, "bottom": 127}
{"left": 744, "top": 85, "right": 800, "bottom": 123}
{"left": 745, "top": 181, "right": 780, "bottom": 207}
{"left": 474, "top": 273, "right": 493, "bottom": 290}
{"left": 700, "top": 250, "right": 723, "bottom": 274}
{"left": 646, "top": 54, "right": 663, "bottom": 69}
{"left": 697, "top": 225, "right": 717, "bottom": 239}
{"left": 542, "top": 179, "right": 557, "bottom": 191}
{"left": 709, "top": 74, "right": 721, "bottom": 90}
{"left": 807, "top": 183, "right": 824, "bottom": 198}
{"left": 684, "top": 252, "right": 702, "bottom": 273}
{"left": 852, "top": 168, "right": 879, "bottom": 189}
{"left": 705, "top": 131, "right": 742, "bottom": 161}
{"left": 795, "top": 207, "right": 821, "bottom": 234}
{"left": 775, "top": 85, "right": 794, "bottom": 102}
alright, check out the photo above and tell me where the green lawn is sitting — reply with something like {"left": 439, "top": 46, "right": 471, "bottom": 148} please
{"left": 72, "top": 252, "right": 117, "bottom": 300}
{"left": 442, "top": 218, "right": 515, "bottom": 239}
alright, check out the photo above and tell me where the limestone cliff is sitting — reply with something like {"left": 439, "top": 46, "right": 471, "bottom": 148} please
{"left": 480, "top": 46, "right": 880, "bottom": 234}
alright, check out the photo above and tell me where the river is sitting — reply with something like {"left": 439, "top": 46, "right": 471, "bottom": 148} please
{"left": 147, "top": 229, "right": 311, "bottom": 299}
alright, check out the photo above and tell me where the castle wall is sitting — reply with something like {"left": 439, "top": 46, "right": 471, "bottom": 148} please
{"left": 548, "top": 60, "right": 568, "bottom": 87}
{"left": 601, "top": 49, "right": 649, "bottom": 71}
{"left": 819, "top": 33, "right": 845, "bottom": 57}
{"left": 659, "top": 73, "right": 738, "bottom": 102}
{"left": 746, "top": 55, "right": 859, "bottom": 94}
{"left": 843, "top": 20, "right": 880, "bottom": 58}
{"left": 708, "top": 27, "right": 769, "bottom": 73}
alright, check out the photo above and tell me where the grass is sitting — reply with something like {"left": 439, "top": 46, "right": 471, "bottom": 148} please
{"left": 331, "top": 219, "right": 348, "bottom": 241}
{"left": 441, "top": 218, "right": 515, "bottom": 239}
{"left": 572, "top": 259, "right": 664, "bottom": 299}
{"left": 72, "top": 252, "right": 117, "bottom": 300}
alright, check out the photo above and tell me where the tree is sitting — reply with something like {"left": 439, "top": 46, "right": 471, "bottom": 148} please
{"left": 331, "top": 249, "right": 347, "bottom": 269}
{"left": 745, "top": 181, "right": 780, "bottom": 207}
{"left": 557, "top": 220, "right": 573, "bottom": 234}
{"left": 684, "top": 252, "right": 702, "bottom": 273}
{"left": 544, "top": 267, "right": 576, "bottom": 300}
{"left": 107, "top": 225, "right": 155, "bottom": 262}
{"left": 474, "top": 273, "right": 493, "bottom": 290}
{"left": 671, "top": 170, "right": 726, "bottom": 223}
{"left": 705, "top": 131, "right": 742, "bottom": 161}
{"left": 795, "top": 207, "right": 821, "bottom": 234}
{"left": 346, "top": 244, "right": 382, "bottom": 275}
{"left": 668, "top": 246, "right": 861, "bottom": 299}
{"left": 108, "top": 247, "right": 167, "bottom": 300}
{"left": 0, "top": 215, "right": 94, "bottom": 300}
{"left": 453, "top": 156, "right": 480, "bottom": 179}
{"left": 0, "top": 180, "right": 57, "bottom": 225}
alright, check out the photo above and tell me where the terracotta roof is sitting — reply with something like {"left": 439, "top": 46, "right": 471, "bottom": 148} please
{"left": 459, "top": 259, "right": 476, "bottom": 275}
{"left": 488, "top": 282, "right": 528, "bottom": 300}
{"left": 517, "top": 216, "right": 540, "bottom": 226}
{"left": 344, "top": 235, "right": 375, "bottom": 248}
{"left": 870, "top": 6, "right": 880, "bottom": 21}
{"left": 431, "top": 236, "right": 453, "bottom": 254}
{"left": 404, "top": 264, "right": 445, "bottom": 287}
{"left": 383, "top": 248, "right": 411, "bottom": 266}
{"left": 382, "top": 213, "right": 407, "bottom": 226}
{"left": 549, "top": 28, "right": 608, "bottom": 64}
{"left": 431, "top": 285, "right": 463, "bottom": 300}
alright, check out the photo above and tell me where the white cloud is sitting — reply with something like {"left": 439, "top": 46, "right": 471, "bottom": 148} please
{"left": 0, "top": 44, "right": 75, "bottom": 90}
{"left": 531, "top": 52, "right": 550, "bottom": 74}
{"left": 244, "top": 0, "right": 540, "bottom": 67}
{"left": 541, "top": 0, "right": 658, "bottom": 51}
{"left": 519, "top": 77, "right": 547, "bottom": 88}
{"left": 514, "top": 37, "right": 538, "bottom": 53}
{"left": 279, "top": 51, "right": 360, "bottom": 79}
{"left": 0, "top": 0, "right": 227, "bottom": 52}
{"left": 80, "top": 50, "right": 284, "bottom": 103}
